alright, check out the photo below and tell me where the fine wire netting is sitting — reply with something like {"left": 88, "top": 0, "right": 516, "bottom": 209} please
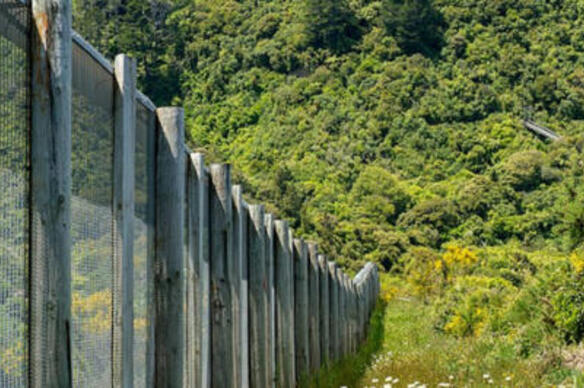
{"left": 134, "top": 100, "right": 155, "bottom": 388}
{"left": 71, "top": 40, "right": 115, "bottom": 387}
{"left": 0, "top": 1, "right": 30, "bottom": 387}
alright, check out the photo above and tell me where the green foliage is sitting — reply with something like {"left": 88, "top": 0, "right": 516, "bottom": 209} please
{"left": 71, "top": 1, "right": 584, "bottom": 381}
{"left": 381, "top": 0, "right": 445, "bottom": 56}
{"left": 304, "top": 0, "right": 361, "bottom": 53}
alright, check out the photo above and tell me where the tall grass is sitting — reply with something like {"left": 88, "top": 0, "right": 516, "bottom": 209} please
{"left": 301, "top": 299, "right": 387, "bottom": 388}
{"left": 357, "top": 275, "right": 584, "bottom": 388}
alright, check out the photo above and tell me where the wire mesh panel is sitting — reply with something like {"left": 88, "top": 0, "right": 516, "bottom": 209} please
{"left": 71, "top": 40, "right": 115, "bottom": 387}
{"left": 0, "top": 1, "right": 29, "bottom": 386}
{"left": 134, "top": 100, "right": 155, "bottom": 387}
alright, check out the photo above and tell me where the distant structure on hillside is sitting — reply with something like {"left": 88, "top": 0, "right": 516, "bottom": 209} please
{"left": 522, "top": 106, "right": 561, "bottom": 141}
{"left": 522, "top": 119, "right": 562, "bottom": 141}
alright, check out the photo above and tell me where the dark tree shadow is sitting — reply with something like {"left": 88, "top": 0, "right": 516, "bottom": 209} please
{"left": 382, "top": 0, "right": 446, "bottom": 58}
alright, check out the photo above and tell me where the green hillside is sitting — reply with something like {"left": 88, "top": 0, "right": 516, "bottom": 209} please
{"left": 73, "top": 0, "right": 584, "bottom": 384}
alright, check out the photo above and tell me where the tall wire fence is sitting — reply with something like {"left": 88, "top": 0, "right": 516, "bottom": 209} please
{"left": 0, "top": 1, "right": 29, "bottom": 386}
{"left": 0, "top": 2, "right": 381, "bottom": 387}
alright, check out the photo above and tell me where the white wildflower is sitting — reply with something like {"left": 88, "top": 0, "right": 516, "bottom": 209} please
{"left": 372, "top": 378, "right": 379, "bottom": 383}
{"left": 482, "top": 374, "right": 490, "bottom": 380}
{"left": 488, "top": 379, "right": 494, "bottom": 384}
{"left": 385, "top": 376, "right": 392, "bottom": 382}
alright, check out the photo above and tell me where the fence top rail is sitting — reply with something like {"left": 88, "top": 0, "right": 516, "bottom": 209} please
{"left": 72, "top": 29, "right": 156, "bottom": 113}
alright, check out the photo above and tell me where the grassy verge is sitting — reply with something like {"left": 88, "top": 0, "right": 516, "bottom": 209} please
{"left": 300, "top": 299, "right": 387, "bottom": 388}
{"left": 357, "top": 276, "right": 584, "bottom": 388}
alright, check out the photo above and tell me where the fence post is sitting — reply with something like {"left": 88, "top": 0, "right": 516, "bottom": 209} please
{"left": 350, "top": 280, "right": 358, "bottom": 354}
{"left": 264, "top": 213, "right": 276, "bottom": 388}
{"left": 337, "top": 266, "right": 347, "bottom": 358}
{"left": 249, "top": 205, "right": 269, "bottom": 387}
{"left": 209, "top": 164, "right": 235, "bottom": 388}
{"left": 154, "top": 107, "right": 185, "bottom": 386}
{"left": 344, "top": 274, "right": 352, "bottom": 355}
{"left": 327, "top": 262, "right": 339, "bottom": 361}
{"left": 293, "top": 239, "right": 309, "bottom": 381}
{"left": 190, "top": 153, "right": 211, "bottom": 388}
{"left": 113, "top": 53, "right": 136, "bottom": 388}
{"left": 274, "top": 220, "right": 295, "bottom": 388}
{"left": 317, "top": 255, "right": 330, "bottom": 364}
{"left": 232, "top": 185, "right": 248, "bottom": 387}
{"left": 307, "top": 243, "right": 320, "bottom": 372}
{"left": 30, "top": 0, "right": 72, "bottom": 385}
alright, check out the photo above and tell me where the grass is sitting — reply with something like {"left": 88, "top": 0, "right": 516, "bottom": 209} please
{"left": 304, "top": 274, "right": 584, "bottom": 387}
{"left": 300, "top": 299, "right": 387, "bottom": 388}
{"left": 356, "top": 276, "right": 584, "bottom": 388}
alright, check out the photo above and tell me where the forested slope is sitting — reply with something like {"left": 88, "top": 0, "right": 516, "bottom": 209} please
{"left": 73, "top": 1, "right": 584, "bottom": 381}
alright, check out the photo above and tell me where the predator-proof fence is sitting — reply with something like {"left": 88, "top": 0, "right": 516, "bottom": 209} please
{"left": 0, "top": 0, "right": 380, "bottom": 387}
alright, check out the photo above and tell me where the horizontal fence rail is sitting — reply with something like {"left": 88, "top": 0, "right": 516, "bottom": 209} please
{"left": 0, "top": 0, "right": 381, "bottom": 387}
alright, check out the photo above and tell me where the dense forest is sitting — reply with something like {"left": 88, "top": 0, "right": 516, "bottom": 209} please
{"left": 72, "top": 0, "right": 584, "bottom": 384}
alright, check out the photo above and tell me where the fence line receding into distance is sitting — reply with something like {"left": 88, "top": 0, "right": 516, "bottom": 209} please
{"left": 0, "top": 0, "right": 380, "bottom": 387}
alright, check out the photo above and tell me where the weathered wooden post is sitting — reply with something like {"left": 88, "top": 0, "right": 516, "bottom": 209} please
{"left": 264, "top": 214, "right": 276, "bottom": 388}
{"left": 154, "top": 107, "right": 186, "bottom": 387}
{"left": 318, "top": 255, "right": 330, "bottom": 364}
{"left": 336, "top": 266, "right": 347, "bottom": 358}
{"left": 328, "top": 262, "right": 339, "bottom": 360}
{"left": 249, "top": 205, "right": 269, "bottom": 387}
{"left": 358, "top": 281, "right": 365, "bottom": 343}
{"left": 209, "top": 163, "right": 235, "bottom": 388}
{"left": 347, "top": 277, "right": 357, "bottom": 354}
{"left": 274, "top": 220, "right": 295, "bottom": 388}
{"left": 232, "top": 186, "right": 248, "bottom": 387}
{"left": 307, "top": 243, "right": 320, "bottom": 371}
{"left": 344, "top": 274, "right": 352, "bottom": 355}
{"left": 30, "top": 0, "right": 72, "bottom": 385}
{"left": 113, "top": 53, "right": 137, "bottom": 388}
{"left": 191, "top": 153, "right": 211, "bottom": 388}
{"left": 293, "top": 239, "right": 309, "bottom": 381}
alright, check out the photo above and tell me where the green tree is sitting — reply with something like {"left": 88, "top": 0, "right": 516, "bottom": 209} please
{"left": 381, "top": 0, "right": 444, "bottom": 56}
{"left": 304, "top": 0, "right": 361, "bottom": 53}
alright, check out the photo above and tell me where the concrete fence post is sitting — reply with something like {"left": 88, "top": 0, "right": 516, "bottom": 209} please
{"left": 293, "top": 239, "right": 309, "bottom": 381}
{"left": 113, "top": 53, "right": 137, "bottom": 388}
{"left": 209, "top": 164, "right": 235, "bottom": 388}
{"left": 30, "top": 0, "right": 73, "bottom": 384}
{"left": 307, "top": 243, "right": 320, "bottom": 372}
{"left": 274, "top": 220, "right": 295, "bottom": 388}
{"left": 154, "top": 107, "right": 186, "bottom": 387}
